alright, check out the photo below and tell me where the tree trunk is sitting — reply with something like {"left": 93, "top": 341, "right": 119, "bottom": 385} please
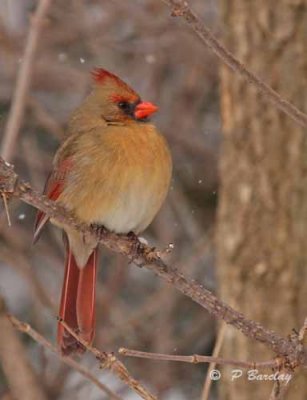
{"left": 217, "top": 1, "right": 307, "bottom": 399}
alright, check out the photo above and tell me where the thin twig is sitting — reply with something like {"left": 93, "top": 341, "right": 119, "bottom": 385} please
{"left": 298, "top": 317, "right": 307, "bottom": 343}
{"left": 201, "top": 323, "right": 226, "bottom": 400}
{"left": 1, "top": 0, "right": 53, "bottom": 161}
{"left": 118, "top": 347, "right": 279, "bottom": 370}
{"left": 269, "top": 318, "right": 307, "bottom": 400}
{"left": 7, "top": 314, "right": 123, "bottom": 400}
{"left": 0, "top": 158, "right": 306, "bottom": 370}
{"left": 0, "top": 299, "right": 48, "bottom": 400}
{"left": 58, "top": 319, "right": 158, "bottom": 400}
{"left": 1, "top": 193, "right": 11, "bottom": 226}
{"left": 160, "top": 0, "right": 307, "bottom": 128}
{"left": 0, "top": 246, "right": 56, "bottom": 311}
{"left": 269, "top": 370, "right": 293, "bottom": 400}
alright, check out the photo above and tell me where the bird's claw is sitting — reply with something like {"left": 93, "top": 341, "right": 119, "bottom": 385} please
{"left": 91, "top": 223, "right": 107, "bottom": 238}
{"left": 126, "top": 231, "right": 143, "bottom": 263}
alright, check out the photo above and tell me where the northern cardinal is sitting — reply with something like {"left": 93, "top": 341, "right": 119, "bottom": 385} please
{"left": 34, "top": 68, "right": 172, "bottom": 354}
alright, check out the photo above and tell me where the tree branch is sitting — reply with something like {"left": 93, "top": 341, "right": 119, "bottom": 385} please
{"left": 0, "top": 297, "right": 48, "bottom": 400}
{"left": 0, "top": 157, "right": 306, "bottom": 371}
{"left": 269, "top": 374, "right": 293, "bottom": 400}
{"left": 1, "top": 0, "right": 53, "bottom": 161}
{"left": 201, "top": 323, "right": 226, "bottom": 400}
{"left": 7, "top": 313, "right": 123, "bottom": 400}
{"left": 118, "top": 347, "right": 280, "bottom": 370}
{"left": 58, "top": 319, "right": 157, "bottom": 400}
{"left": 160, "top": 0, "right": 307, "bottom": 128}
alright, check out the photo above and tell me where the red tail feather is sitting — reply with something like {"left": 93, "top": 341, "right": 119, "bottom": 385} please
{"left": 58, "top": 245, "right": 98, "bottom": 355}
{"left": 77, "top": 251, "right": 97, "bottom": 343}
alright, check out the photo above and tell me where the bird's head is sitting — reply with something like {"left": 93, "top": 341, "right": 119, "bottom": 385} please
{"left": 90, "top": 68, "right": 158, "bottom": 123}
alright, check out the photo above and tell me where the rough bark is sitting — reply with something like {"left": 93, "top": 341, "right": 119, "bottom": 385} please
{"left": 217, "top": 1, "right": 307, "bottom": 399}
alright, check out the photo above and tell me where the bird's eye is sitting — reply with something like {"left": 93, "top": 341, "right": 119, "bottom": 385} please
{"left": 118, "top": 101, "right": 130, "bottom": 110}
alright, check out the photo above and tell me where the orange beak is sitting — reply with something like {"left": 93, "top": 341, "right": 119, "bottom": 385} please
{"left": 134, "top": 102, "right": 158, "bottom": 120}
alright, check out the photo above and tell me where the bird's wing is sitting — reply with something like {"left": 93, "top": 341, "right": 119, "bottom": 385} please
{"left": 33, "top": 157, "right": 72, "bottom": 244}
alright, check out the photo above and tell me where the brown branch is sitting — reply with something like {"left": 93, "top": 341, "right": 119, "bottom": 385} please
{"left": 0, "top": 157, "right": 306, "bottom": 371}
{"left": 298, "top": 317, "right": 307, "bottom": 343}
{"left": 201, "top": 323, "right": 226, "bottom": 400}
{"left": 1, "top": 0, "right": 53, "bottom": 161}
{"left": 0, "top": 298, "right": 48, "bottom": 400}
{"left": 269, "top": 369, "right": 294, "bottom": 400}
{"left": 58, "top": 319, "right": 158, "bottom": 400}
{"left": 1, "top": 193, "right": 11, "bottom": 226}
{"left": 269, "top": 318, "right": 307, "bottom": 400}
{"left": 118, "top": 347, "right": 280, "bottom": 370}
{"left": 161, "top": 0, "right": 307, "bottom": 128}
{"left": 0, "top": 246, "right": 56, "bottom": 312}
{"left": 7, "top": 313, "right": 123, "bottom": 400}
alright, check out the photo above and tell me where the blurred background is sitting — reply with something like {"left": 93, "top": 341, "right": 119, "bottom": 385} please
{"left": 1, "top": 1, "right": 306, "bottom": 400}
{"left": 0, "top": 1, "right": 220, "bottom": 399}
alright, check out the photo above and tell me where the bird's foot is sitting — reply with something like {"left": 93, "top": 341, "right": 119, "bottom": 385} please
{"left": 126, "top": 231, "right": 144, "bottom": 262}
{"left": 127, "top": 231, "right": 138, "bottom": 241}
{"left": 91, "top": 223, "right": 107, "bottom": 238}
{"left": 126, "top": 232, "right": 156, "bottom": 266}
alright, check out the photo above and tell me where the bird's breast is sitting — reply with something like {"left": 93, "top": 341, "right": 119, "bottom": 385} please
{"left": 59, "top": 123, "right": 172, "bottom": 234}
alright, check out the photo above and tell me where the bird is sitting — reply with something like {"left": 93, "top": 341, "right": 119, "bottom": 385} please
{"left": 33, "top": 68, "right": 172, "bottom": 354}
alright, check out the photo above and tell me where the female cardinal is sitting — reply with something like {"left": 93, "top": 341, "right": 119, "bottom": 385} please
{"left": 34, "top": 68, "right": 172, "bottom": 354}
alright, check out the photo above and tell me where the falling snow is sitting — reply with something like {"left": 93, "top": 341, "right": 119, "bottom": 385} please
{"left": 58, "top": 53, "right": 67, "bottom": 62}
{"left": 145, "top": 54, "right": 156, "bottom": 64}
